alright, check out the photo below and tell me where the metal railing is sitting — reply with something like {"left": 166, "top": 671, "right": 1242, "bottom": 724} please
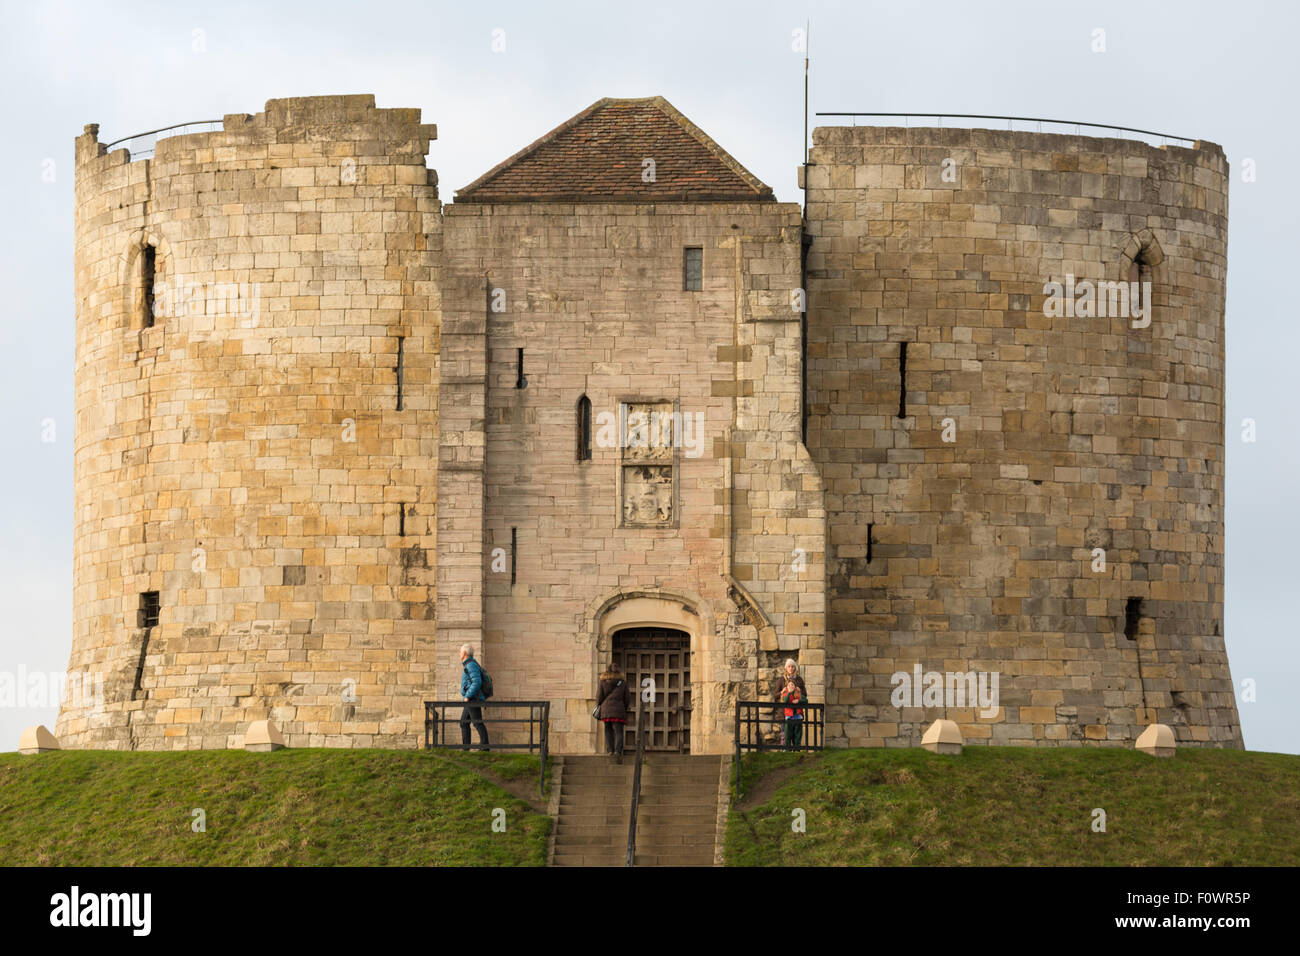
{"left": 734, "top": 699, "right": 825, "bottom": 764}
{"left": 816, "top": 112, "right": 1195, "bottom": 145}
{"left": 423, "top": 700, "right": 550, "bottom": 793}
{"left": 626, "top": 694, "right": 647, "bottom": 867}
{"left": 104, "top": 120, "right": 224, "bottom": 160}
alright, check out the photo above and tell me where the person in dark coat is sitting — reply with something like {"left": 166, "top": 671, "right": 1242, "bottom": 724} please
{"left": 596, "top": 662, "right": 633, "bottom": 763}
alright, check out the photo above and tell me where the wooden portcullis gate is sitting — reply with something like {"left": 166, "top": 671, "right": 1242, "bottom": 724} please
{"left": 612, "top": 627, "right": 691, "bottom": 752}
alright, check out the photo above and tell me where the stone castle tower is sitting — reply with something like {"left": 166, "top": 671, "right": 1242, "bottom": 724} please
{"left": 59, "top": 94, "right": 1242, "bottom": 752}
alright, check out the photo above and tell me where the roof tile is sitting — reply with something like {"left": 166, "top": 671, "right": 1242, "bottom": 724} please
{"left": 455, "top": 96, "right": 774, "bottom": 203}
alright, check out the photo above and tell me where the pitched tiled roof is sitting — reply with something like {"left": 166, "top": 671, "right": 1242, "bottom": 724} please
{"left": 455, "top": 96, "right": 774, "bottom": 203}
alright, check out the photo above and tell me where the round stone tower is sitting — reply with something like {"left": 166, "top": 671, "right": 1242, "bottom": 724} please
{"left": 61, "top": 97, "right": 442, "bottom": 749}
{"left": 804, "top": 124, "right": 1242, "bottom": 747}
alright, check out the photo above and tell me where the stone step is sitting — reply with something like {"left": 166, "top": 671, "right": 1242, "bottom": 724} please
{"left": 634, "top": 845, "right": 716, "bottom": 857}
{"left": 635, "top": 832, "right": 716, "bottom": 845}
{"left": 555, "top": 807, "right": 629, "bottom": 818}
{"left": 631, "top": 856, "right": 713, "bottom": 867}
{"left": 555, "top": 822, "right": 629, "bottom": 835}
{"left": 561, "top": 768, "right": 635, "bottom": 778}
{"left": 639, "top": 782, "right": 721, "bottom": 790}
{"left": 554, "top": 834, "right": 627, "bottom": 845}
{"left": 635, "top": 821, "right": 716, "bottom": 832}
{"left": 639, "top": 781, "right": 722, "bottom": 789}
{"left": 636, "top": 807, "right": 716, "bottom": 815}
{"left": 553, "top": 857, "right": 627, "bottom": 868}
{"left": 551, "top": 754, "right": 724, "bottom": 868}
{"left": 555, "top": 817, "right": 629, "bottom": 830}
{"left": 558, "top": 797, "right": 629, "bottom": 809}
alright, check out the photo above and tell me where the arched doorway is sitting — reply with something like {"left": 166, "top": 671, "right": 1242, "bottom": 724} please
{"left": 612, "top": 627, "right": 691, "bottom": 753}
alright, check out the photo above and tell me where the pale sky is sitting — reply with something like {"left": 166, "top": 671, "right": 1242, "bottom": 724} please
{"left": 1, "top": 0, "right": 1294, "bottom": 753}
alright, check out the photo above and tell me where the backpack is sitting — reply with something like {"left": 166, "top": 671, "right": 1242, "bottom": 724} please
{"left": 465, "top": 660, "right": 494, "bottom": 700}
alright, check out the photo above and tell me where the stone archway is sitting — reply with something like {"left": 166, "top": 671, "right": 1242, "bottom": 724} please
{"left": 591, "top": 591, "right": 722, "bottom": 753}
{"left": 118, "top": 228, "right": 173, "bottom": 332}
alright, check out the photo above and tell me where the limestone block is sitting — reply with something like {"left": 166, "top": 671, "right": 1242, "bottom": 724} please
{"left": 18, "top": 725, "right": 60, "bottom": 754}
{"left": 1135, "top": 722, "right": 1176, "bottom": 757}
{"left": 921, "top": 718, "right": 962, "bottom": 755}
{"left": 243, "top": 719, "right": 286, "bottom": 752}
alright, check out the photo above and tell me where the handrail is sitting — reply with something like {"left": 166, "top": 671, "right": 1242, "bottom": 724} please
{"left": 625, "top": 694, "right": 646, "bottom": 867}
{"left": 423, "top": 699, "right": 551, "bottom": 795}
{"left": 734, "top": 699, "right": 826, "bottom": 757}
{"left": 733, "top": 698, "right": 825, "bottom": 795}
{"left": 815, "top": 112, "right": 1195, "bottom": 144}
{"left": 104, "top": 120, "right": 224, "bottom": 149}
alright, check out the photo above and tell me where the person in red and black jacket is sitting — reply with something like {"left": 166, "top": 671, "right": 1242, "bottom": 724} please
{"left": 596, "top": 662, "right": 633, "bottom": 763}
{"left": 773, "top": 658, "right": 808, "bottom": 751}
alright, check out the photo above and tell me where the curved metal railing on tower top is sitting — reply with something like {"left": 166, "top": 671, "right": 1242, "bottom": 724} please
{"left": 104, "top": 120, "right": 224, "bottom": 160}
{"left": 816, "top": 112, "right": 1196, "bottom": 145}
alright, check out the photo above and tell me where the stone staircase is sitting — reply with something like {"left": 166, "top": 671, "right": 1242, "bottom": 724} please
{"left": 550, "top": 754, "right": 726, "bottom": 867}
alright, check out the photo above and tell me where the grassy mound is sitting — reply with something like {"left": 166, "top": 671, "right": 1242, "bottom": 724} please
{"left": 0, "top": 749, "right": 550, "bottom": 866}
{"left": 726, "top": 747, "right": 1300, "bottom": 866}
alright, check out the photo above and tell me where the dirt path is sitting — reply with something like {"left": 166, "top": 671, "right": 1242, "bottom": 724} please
{"left": 474, "top": 766, "right": 549, "bottom": 814}
{"left": 735, "top": 755, "right": 825, "bottom": 812}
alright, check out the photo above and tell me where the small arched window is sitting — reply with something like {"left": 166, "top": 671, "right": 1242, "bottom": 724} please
{"left": 1120, "top": 230, "right": 1162, "bottom": 323}
{"left": 1127, "top": 248, "right": 1150, "bottom": 313}
{"left": 577, "top": 395, "right": 592, "bottom": 461}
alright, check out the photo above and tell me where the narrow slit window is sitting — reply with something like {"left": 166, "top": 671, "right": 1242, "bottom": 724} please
{"left": 510, "top": 526, "right": 518, "bottom": 585}
{"left": 683, "top": 247, "right": 703, "bottom": 291}
{"left": 897, "top": 341, "right": 908, "bottom": 419}
{"left": 516, "top": 348, "right": 527, "bottom": 389}
{"left": 141, "top": 245, "right": 157, "bottom": 328}
{"left": 577, "top": 395, "right": 592, "bottom": 461}
{"left": 395, "top": 336, "right": 405, "bottom": 410}
{"left": 1124, "top": 597, "right": 1143, "bottom": 641}
{"left": 399, "top": 502, "right": 406, "bottom": 537}
{"left": 139, "top": 590, "right": 160, "bottom": 629}
{"left": 866, "top": 522, "right": 874, "bottom": 564}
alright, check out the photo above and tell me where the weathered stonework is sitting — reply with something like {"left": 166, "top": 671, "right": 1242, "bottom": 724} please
{"left": 805, "top": 125, "right": 1240, "bottom": 748}
{"left": 63, "top": 97, "right": 441, "bottom": 749}
{"left": 58, "top": 96, "right": 1241, "bottom": 753}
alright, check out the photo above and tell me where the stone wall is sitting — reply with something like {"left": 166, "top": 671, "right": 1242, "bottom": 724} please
{"left": 805, "top": 125, "right": 1241, "bottom": 748}
{"left": 60, "top": 96, "right": 442, "bottom": 749}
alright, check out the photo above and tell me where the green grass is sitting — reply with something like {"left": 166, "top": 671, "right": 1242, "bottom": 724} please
{"left": 0, "top": 749, "right": 550, "bottom": 866}
{"left": 726, "top": 747, "right": 1300, "bottom": 866}
{"left": 11, "top": 745, "right": 1292, "bottom": 867}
